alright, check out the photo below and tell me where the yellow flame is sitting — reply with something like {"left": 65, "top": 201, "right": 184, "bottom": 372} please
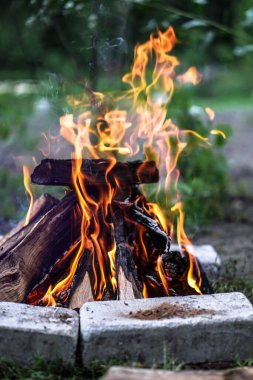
{"left": 108, "top": 242, "right": 117, "bottom": 292}
{"left": 23, "top": 165, "right": 34, "bottom": 226}
{"left": 211, "top": 129, "right": 226, "bottom": 139}
{"left": 146, "top": 202, "right": 168, "bottom": 233}
{"left": 171, "top": 202, "right": 202, "bottom": 294}
{"left": 157, "top": 256, "right": 169, "bottom": 296}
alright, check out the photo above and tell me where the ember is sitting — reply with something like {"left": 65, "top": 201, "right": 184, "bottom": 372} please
{"left": 0, "top": 26, "right": 223, "bottom": 308}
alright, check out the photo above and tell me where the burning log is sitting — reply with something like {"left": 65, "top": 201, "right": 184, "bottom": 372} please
{"left": 68, "top": 250, "right": 94, "bottom": 309}
{"left": 0, "top": 192, "right": 81, "bottom": 303}
{"left": 112, "top": 207, "right": 143, "bottom": 300}
{"left": 69, "top": 272, "right": 93, "bottom": 310}
{"left": 114, "top": 199, "right": 170, "bottom": 251}
{"left": 26, "top": 240, "right": 82, "bottom": 306}
{"left": 31, "top": 159, "right": 159, "bottom": 187}
{"left": 161, "top": 249, "right": 213, "bottom": 296}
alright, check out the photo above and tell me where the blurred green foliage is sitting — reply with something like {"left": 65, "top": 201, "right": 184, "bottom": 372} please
{"left": 0, "top": 169, "right": 24, "bottom": 221}
{"left": 169, "top": 88, "right": 232, "bottom": 228}
{"left": 0, "top": 0, "right": 252, "bottom": 86}
{"left": 0, "top": 93, "right": 38, "bottom": 149}
{"left": 0, "top": 0, "right": 252, "bottom": 226}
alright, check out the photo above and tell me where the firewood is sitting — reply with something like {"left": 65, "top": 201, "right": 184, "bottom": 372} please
{"left": 0, "top": 191, "right": 81, "bottom": 303}
{"left": 112, "top": 207, "right": 143, "bottom": 299}
{"left": 0, "top": 193, "right": 59, "bottom": 247}
{"left": 26, "top": 240, "right": 81, "bottom": 306}
{"left": 161, "top": 249, "right": 213, "bottom": 295}
{"left": 117, "top": 266, "right": 136, "bottom": 300}
{"left": 31, "top": 159, "right": 159, "bottom": 187}
{"left": 114, "top": 199, "right": 170, "bottom": 251}
{"left": 69, "top": 272, "right": 93, "bottom": 309}
{"left": 68, "top": 249, "right": 94, "bottom": 309}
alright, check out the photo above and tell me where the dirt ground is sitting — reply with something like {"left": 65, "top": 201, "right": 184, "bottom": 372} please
{"left": 194, "top": 107, "right": 253, "bottom": 278}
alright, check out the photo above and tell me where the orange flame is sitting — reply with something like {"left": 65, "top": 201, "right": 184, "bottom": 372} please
{"left": 205, "top": 107, "right": 215, "bottom": 121}
{"left": 23, "top": 165, "right": 34, "bottom": 226}
{"left": 177, "top": 67, "right": 202, "bottom": 85}
{"left": 171, "top": 202, "right": 202, "bottom": 294}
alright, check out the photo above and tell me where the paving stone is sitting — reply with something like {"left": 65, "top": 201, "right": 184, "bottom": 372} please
{"left": 171, "top": 244, "right": 221, "bottom": 281}
{"left": 0, "top": 302, "right": 79, "bottom": 365}
{"left": 80, "top": 292, "right": 253, "bottom": 365}
{"left": 101, "top": 366, "right": 253, "bottom": 380}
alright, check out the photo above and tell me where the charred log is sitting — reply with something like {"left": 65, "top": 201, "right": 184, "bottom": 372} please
{"left": 31, "top": 159, "right": 159, "bottom": 187}
{"left": 161, "top": 249, "right": 213, "bottom": 295}
{"left": 114, "top": 199, "right": 170, "bottom": 251}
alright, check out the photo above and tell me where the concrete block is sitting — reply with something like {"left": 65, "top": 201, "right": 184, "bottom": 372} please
{"left": 80, "top": 292, "right": 253, "bottom": 365}
{"left": 171, "top": 244, "right": 221, "bottom": 281}
{"left": 101, "top": 366, "right": 253, "bottom": 380}
{"left": 0, "top": 302, "right": 79, "bottom": 365}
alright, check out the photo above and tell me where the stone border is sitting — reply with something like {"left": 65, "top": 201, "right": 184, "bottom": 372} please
{"left": 80, "top": 293, "right": 253, "bottom": 365}
{"left": 0, "top": 302, "right": 79, "bottom": 365}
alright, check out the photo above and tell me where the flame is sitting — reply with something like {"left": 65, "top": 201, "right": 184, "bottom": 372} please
{"left": 108, "top": 242, "right": 117, "bottom": 292}
{"left": 29, "top": 26, "right": 227, "bottom": 306}
{"left": 205, "top": 107, "right": 215, "bottom": 121}
{"left": 41, "top": 285, "right": 57, "bottom": 307}
{"left": 210, "top": 129, "right": 226, "bottom": 139}
{"left": 23, "top": 165, "right": 34, "bottom": 226}
{"left": 146, "top": 202, "right": 168, "bottom": 234}
{"left": 176, "top": 67, "right": 202, "bottom": 85}
{"left": 157, "top": 256, "right": 169, "bottom": 295}
{"left": 171, "top": 202, "right": 202, "bottom": 294}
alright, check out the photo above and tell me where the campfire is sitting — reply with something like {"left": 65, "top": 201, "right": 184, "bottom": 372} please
{"left": 0, "top": 26, "right": 224, "bottom": 309}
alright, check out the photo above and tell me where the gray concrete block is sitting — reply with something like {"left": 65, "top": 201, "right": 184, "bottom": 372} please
{"left": 0, "top": 302, "right": 79, "bottom": 365}
{"left": 101, "top": 366, "right": 253, "bottom": 380}
{"left": 171, "top": 244, "right": 221, "bottom": 281}
{"left": 80, "top": 293, "right": 253, "bottom": 365}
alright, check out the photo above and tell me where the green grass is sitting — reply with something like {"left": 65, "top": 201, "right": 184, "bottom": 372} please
{"left": 0, "top": 353, "right": 182, "bottom": 380}
{"left": 213, "top": 259, "right": 253, "bottom": 304}
{"left": 0, "top": 358, "right": 105, "bottom": 380}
